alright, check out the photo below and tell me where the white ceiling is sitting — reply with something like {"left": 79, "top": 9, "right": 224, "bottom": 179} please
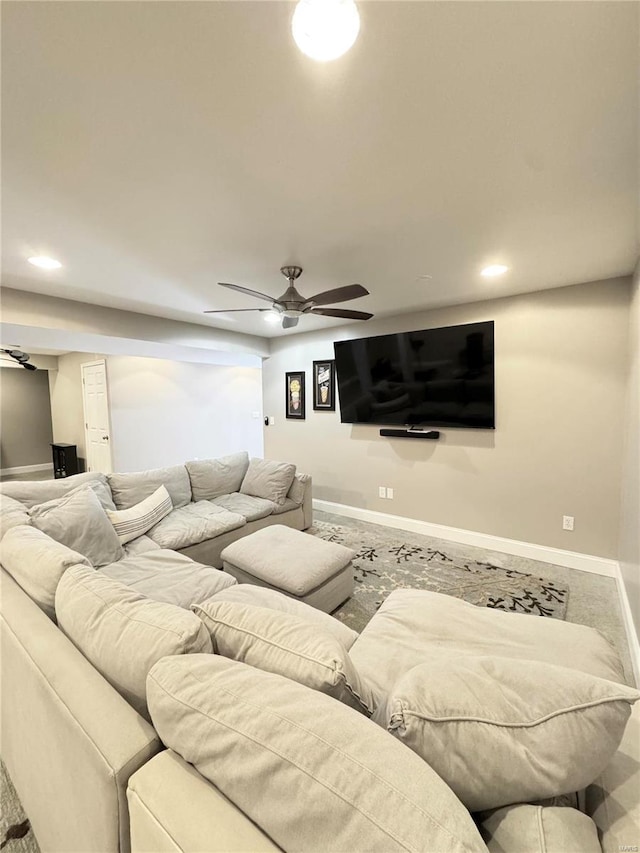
{"left": 2, "top": 1, "right": 638, "bottom": 340}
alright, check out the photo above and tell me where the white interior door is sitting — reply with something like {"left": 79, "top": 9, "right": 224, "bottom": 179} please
{"left": 81, "top": 360, "right": 113, "bottom": 474}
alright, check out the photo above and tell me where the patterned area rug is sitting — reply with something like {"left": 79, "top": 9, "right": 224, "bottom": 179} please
{"left": 0, "top": 761, "right": 38, "bottom": 853}
{"left": 310, "top": 518, "right": 569, "bottom": 633}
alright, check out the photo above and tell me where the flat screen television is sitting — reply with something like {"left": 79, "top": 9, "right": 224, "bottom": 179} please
{"left": 333, "top": 321, "right": 495, "bottom": 429}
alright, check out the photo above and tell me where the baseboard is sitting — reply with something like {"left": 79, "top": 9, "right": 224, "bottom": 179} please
{"left": 313, "top": 499, "right": 619, "bottom": 577}
{"left": 614, "top": 565, "right": 640, "bottom": 687}
{"left": 0, "top": 463, "right": 53, "bottom": 477}
{"left": 314, "top": 498, "right": 640, "bottom": 684}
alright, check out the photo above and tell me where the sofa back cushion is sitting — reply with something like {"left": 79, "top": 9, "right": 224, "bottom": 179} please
{"left": 378, "top": 656, "right": 640, "bottom": 812}
{"left": 30, "top": 487, "right": 123, "bottom": 568}
{"left": 206, "top": 584, "right": 358, "bottom": 650}
{"left": 240, "top": 458, "right": 296, "bottom": 506}
{"left": 147, "top": 655, "right": 488, "bottom": 853}
{"left": 186, "top": 452, "right": 250, "bottom": 501}
{"left": 0, "top": 472, "right": 114, "bottom": 510}
{"left": 478, "top": 803, "right": 601, "bottom": 853}
{"left": 0, "top": 525, "right": 90, "bottom": 620}
{"left": 193, "top": 600, "right": 374, "bottom": 714}
{"left": 108, "top": 465, "right": 191, "bottom": 511}
{"left": 106, "top": 485, "right": 173, "bottom": 544}
{"left": 0, "top": 494, "right": 31, "bottom": 540}
{"left": 55, "top": 565, "right": 212, "bottom": 720}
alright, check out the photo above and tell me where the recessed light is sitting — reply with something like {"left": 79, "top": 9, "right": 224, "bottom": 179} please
{"left": 264, "top": 312, "right": 281, "bottom": 324}
{"left": 292, "top": 0, "right": 360, "bottom": 62}
{"left": 481, "top": 264, "right": 509, "bottom": 278}
{"left": 28, "top": 256, "right": 62, "bottom": 270}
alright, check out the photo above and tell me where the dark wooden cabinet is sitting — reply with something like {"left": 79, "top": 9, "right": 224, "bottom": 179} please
{"left": 51, "top": 443, "right": 79, "bottom": 479}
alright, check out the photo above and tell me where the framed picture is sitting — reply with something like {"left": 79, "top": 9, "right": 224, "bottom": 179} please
{"left": 285, "top": 371, "right": 305, "bottom": 419}
{"left": 312, "top": 360, "right": 336, "bottom": 411}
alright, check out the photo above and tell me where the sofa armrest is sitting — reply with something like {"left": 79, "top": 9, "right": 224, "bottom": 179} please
{"left": 585, "top": 699, "right": 640, "bottom": 853}
{"left": 128, "top": 750, "right": 281, "bottom": 852}
{"left": 294, "top": 473, "right": 312, "bottom": 529}
{"left": 0, "top": 569, "right": 162, "bottom": 853}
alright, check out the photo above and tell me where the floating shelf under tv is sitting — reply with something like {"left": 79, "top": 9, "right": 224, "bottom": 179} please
{"left": 379, "top": 428, "right": 440, "bottom": 440}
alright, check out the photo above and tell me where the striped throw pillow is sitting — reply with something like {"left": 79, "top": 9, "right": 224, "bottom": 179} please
{"left": 107, "top": 485, "right": 172, "bottom": 545}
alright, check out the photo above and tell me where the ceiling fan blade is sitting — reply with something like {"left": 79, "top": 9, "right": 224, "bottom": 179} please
{"left": 203, "top": 308, "right": 272, "bottom": 314}
{"left": 282, "top": 316, "right": 299, "bottom": 329}
{"left": 311, "top": 308, "right": 374, "bottom": 320}
{"left": 218, "top": 282, "right": 275, "bottom": 304}
{"left": 306, "top": 284, "right": 369, "bottom": 307}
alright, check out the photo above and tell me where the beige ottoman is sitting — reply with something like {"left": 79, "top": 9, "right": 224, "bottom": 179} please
{"left": 220, "top": 525, "right": 354, "bottom": 613}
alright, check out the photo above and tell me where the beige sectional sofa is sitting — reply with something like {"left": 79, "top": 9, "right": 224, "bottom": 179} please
{"left": 1, "top": 460, "right": 638, "bottom": 853}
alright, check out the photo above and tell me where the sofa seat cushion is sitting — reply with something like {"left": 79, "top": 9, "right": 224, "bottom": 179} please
{"left": 210, "top": 492, "right": 276, "bottom": 522}
{"left": 30, "top": 486, "right": 123, "bottom": 568}
{"left": 108, "top": 465, "right": 191, "bottom": 511}
{"left": 270, "top": 497, "right": 300, "bottom": 515}
{"left": 221, "top": 524, "right": 354, "bottom": 597}
{"left": 240, "top": 458, "right": 296, "bottom": 506}
{"left": 0, "top": 524, "right": 90, "bottom": 620}
{"left": 101, "top": 550, "right": 236, "bottom": 609}
{"left": 147, "top": 502, "right": 245, "bottom": 550}
{"left": 0, "top": 494, "right": 30, "bottom": 540}
{"left": 478, "top": 804, "right": 601, "bottom": 853}
{"left": 207, "top": 584, "right": 359, "bottom": 649}
{"left": 193, "top": 600, "right": 374, "bottom": 714}
{"left": 147, "top": 655, "right": 489, "bottom": 853}
{"left": 55, "top": 565, "right": 212, "bottom": 720}
{"left": 377, "top": 656, "right": 638, "bottom": 812}
{"left": 122, "top": 535, "right": 161, "bottom": 557}
{"left": 186, "top": 452, "right": 250, "bottom": 501}
{"left": 350, "top": 589, "right": 627, "bottom": 701}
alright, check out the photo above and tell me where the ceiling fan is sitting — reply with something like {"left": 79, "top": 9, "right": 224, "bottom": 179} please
{"left": 204, "top": 265, "right": 373, "bottom": 329}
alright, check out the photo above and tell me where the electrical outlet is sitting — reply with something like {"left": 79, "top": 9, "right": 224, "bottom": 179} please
{"left": 387, "top": 487, "right": 394, "bottom": 500}
{"left": 562, "top": 515, "right": 574, "bottom": 531}
{"left": 378, "top": 486, "right": 386, "bottom": 499}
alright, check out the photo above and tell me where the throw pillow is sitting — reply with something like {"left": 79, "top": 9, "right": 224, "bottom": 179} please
{"left": 205, "top": 584, "right": 359, "bottom": 649}
{"left": 185, "top": 452, "right": 250, "bottom": 501}
{"left": 146, "top": 655, "right": 488, "bottom": 853}
{"left": 0, "top": 524, "right": 90, "bottom": 620}
{"left": 378, "top": 656, "right": 640, "bottom": 812}
{"left": 192, "top": 600, "right": 374, "bottom": 715}
{"left": 55, "top": 565, "right": 212, "bottom": 720}
{"left": 239, "top": 458, "right": 296, "bottom": 506}
{"left": 106, "top": 485, "right": 172, "bottom": 544}
{"left": 30, "top": 486, "right": 123, "bottom": 568}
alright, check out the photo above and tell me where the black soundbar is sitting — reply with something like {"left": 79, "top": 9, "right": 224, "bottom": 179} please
{"left": 379, "top": 428, "right": 440, "bottom": 440}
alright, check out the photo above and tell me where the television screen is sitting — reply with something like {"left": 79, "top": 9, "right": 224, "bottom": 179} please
{"left": 334, "top": 321, "right": 495, "bottom": 429}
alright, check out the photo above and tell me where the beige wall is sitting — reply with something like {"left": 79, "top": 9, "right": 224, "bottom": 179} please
{"left": 0, "top": 365, "right": 53, "bottom": 469}
{"left": 263, "top": 278, "right": 630, "bottom": 559}
{"left": 619, "top": 261, "right": 639, "bottom": 635}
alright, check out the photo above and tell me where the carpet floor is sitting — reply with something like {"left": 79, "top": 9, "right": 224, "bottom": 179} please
{"left": 1, "top": 509, "right": 634, "bottom": 853}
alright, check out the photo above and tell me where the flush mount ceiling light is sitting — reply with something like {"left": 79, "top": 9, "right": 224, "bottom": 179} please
{"left": 28, "top": 256, "right": 62, "bottom": 270}
{"left": 481, "top": 264, "right": 509, "bottom": 278}
{"left": 292, "top": 0, "right": 360, "bottom": 62}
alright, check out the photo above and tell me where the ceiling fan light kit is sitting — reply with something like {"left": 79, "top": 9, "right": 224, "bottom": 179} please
{"left": 204, "top": 265, "right": 374, "bottom": 330}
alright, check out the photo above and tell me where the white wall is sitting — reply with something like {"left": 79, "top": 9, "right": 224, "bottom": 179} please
{"left": 619, "top": 261, "right": 640, "bottom": 636}
{"left": 105, "top": 356, "right": 263, "bottom": 471}
{"left": 49, "top": 353, "right": 263, "bottom": 472}
{"left": 263, "top": 278, "right": 630, "bottom": 560}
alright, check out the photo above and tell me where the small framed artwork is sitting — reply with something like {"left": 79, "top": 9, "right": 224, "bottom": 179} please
{"left": 285, "top": 371, "right": 305, "bottom": 419}
{"left": 312, "top": 360, "right": 336, "bottom": 411}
